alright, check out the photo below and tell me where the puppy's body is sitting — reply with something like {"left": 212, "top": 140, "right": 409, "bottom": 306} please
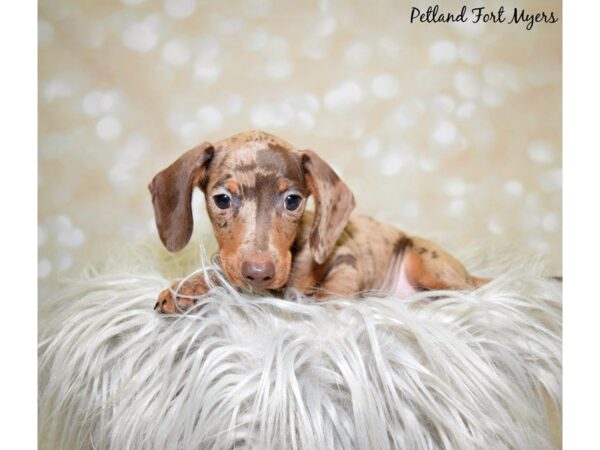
{"left": 288, "top": 212, "right": 485, "bottom": 299}
{"left": 150, "top": 131, "right": 487, "bottom": 313}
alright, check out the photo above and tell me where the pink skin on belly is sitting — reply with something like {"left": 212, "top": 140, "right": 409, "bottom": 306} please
{"left": 380, "top": 254, "right": 419, "bottom": 298}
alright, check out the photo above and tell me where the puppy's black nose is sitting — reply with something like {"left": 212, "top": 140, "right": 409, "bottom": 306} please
{"left": 242, "top": 260, "right": 275, "bottom": 286}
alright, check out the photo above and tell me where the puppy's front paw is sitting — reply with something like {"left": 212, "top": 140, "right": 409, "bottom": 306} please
{"left": 155, "top": 287, "right": 180, "bottom": 314}
{"left": 154, "top": 277, "right": 208, "bottom": 314}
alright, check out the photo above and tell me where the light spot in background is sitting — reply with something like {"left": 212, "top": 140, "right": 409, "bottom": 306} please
{"left": 324, "top": 81, "right": 363, "bottom": 111}
{"left": 217, "top": 17, "right": 243, "bottom": 34}
{"left": 359, "top": 137, "right": 381, "bottom": 159}
{"left": 96, "top": 116, "right": 123, "bottom": 141}
{"left": 302, "top": 37, "right": 330, "bottom": 59}
{"left": 431, "top": 120, "right": 457, "bottom": 146}
{"left": 109, "top": 134, "right": 150, "bottom": 188}
{"left": 220, "top": 93, "right": 243, "bottom": 116}
{"left": 296, "top": 111, "right": 315, "bottom": 130}
{"left": 162, "top": 39, "right": 191, "bottom": 66}
{"left": 503, "top": 180, "right": 524, "bottom": 197}
{"left": 483, "top": 62, "right": 521, "bottom": 92}
{"left": 164, "top": 0, "right": 196, "bottom": 19}
{"left": 82, "top": 92, "right": 104, "bottom": 117}
{"left": 43, "top": 74, "right": 79, "bottom": 102}
{"left": 542, "top": 212, "right": 559, "bottom": 233}
{"left": 444, "top": 178, "right": 466, "bottom": 197}
{"left": 300, "top": 93, "right": 320, "bottom": 112}
{"left": 263, "top": 36, "right": 289, "bottom": 56}
{"left": 195, "top": 36, "right": 221, "bottom": 60}
{"left": 487, "top": 217, "right": 505, "bottom": 235}
{"left": 54, "top": 252, "right": 73, "bottom": 272}
{"left": 58, "top": 227, "right": 86, "bottom": 248}
{"left": 82, "top": 90, "right": 121, "bottom": 117}
{"left": 454, "top": 70, "right": 480, "bottom": 99}
{"left": 122, "top": 17, "right": 160, "bottom": 52}
{"left": 266, "top": 58, "right": 294, "bottom": 79}
{"left": 448, "top": 198, "right": 467, "bottom": 216}
{"left": 38, "top": 19, "right": 55, "bottom": 47}
{"left": 313, "top": 16, "right": 337, "bottom": 37}
{"left": 429, "top": 40, "right": 457, "bottom": 65}
{"left": 400, "top": 199, "right": 421, "bottom": 218}
{"left": 38, "top": 225, "right": 48, "bottom": 247}
{"left": 481, "top": 87, "right": 506, "bottom": 108}
{"left": 194, "top": 60, "right": 221, "bottom": 83}
{"left": 455, "top": 102, "right": 477, "bottom": 120}
{"left": 418, "top": 155, "right": 439, "bottom": 172}
{"left": 123, "top": 0, "right": 146, "bottom": 4}
{"left": 195, "top": 106, "right": 224, "bottom": 132}
{"left": 178, "top": 121, "right": 201, "bottom": 145}
{"left": 538, "top": 169, "right": 562, "bottom": 192}
{"left": 432, "top": 95, "right": 456, "bottom": 115}
{"left": 246, "top": 29, "right": 268, "bottom": 52}
{"left": 458, "top": 42, "right": 481, "bottom": 65}
{"left": 51, "top": 215, "right": 72, "bottom": 232}
{"left": 392, "top": 101, "right": 425, "bottom": 128}
{"left": 109, "top": 162, "right": 136, "bottom": 187}
{"left": 121, "top": 134, "right": 150, "bottom": 161}
{"left": 378, "top": 37, "right": 401, "bottom": 59}
{"left": 39, "top": 259, "right": 52, "bottom": 279}
{"left": 251, "top": 104, "right": 288, "bottom": 128}
{"left": 379, "top": 151, "right": 405, "bottom": 176}
{"left": 371, "top": 74, "right": 399, "bottom": 99}
{"left": 344, "top": 42, "right": 370, "bottom": 67}
{"left": 528, "top": 141, "right": 556, "bottom": 164}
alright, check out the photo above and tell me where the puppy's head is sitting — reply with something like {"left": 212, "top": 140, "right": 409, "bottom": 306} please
{"left": 149, "top": 131, "right": 355, "bottom": 290}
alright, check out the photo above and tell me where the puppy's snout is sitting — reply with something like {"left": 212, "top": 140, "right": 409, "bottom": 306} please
{"left": 241, "top": 260, "right": 275, "bottom": 286}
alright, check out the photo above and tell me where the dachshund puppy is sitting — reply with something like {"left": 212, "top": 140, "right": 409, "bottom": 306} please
{"left": 150, "top": 131, "right": 488, "bottom": 313}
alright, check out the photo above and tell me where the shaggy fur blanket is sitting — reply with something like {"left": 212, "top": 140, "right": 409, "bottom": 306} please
{"left": 39, "top": 243, "right": 561, "bottom": 450}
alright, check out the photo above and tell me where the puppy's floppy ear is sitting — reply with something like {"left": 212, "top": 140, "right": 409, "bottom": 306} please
{"left": 149, "top": 142, "right": 215, "bottom": 252}
{"left": 301, "top": 150, "right": 355, "bottom": 264}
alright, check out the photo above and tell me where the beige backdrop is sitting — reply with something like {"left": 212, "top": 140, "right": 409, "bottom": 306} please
{"left": 39, "top": 0, "right": 562, "bottom": 294}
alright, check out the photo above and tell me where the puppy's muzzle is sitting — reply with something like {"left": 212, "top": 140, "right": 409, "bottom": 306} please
{"left": 241, "top": 259, "right": 275, "bottom": 287}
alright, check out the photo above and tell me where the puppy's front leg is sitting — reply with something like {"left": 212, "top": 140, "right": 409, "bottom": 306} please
{"left": 313, "top": 255, "right": 362, "bottom": 300}
{"left": 155, "top": 273, "right": 209, "bottom": 314}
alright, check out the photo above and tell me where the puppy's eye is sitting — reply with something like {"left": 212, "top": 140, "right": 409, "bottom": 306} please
{"left": 285, "top": 194, "right": 302, "bottom": 211}
{"left": 213, "top": 194, "right": 231, "bottom": 210}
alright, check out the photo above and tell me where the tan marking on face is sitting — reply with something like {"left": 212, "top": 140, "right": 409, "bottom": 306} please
{"left": 214, "top": 217, "right": 247, "bottom": 287}
{"left": 266, "top": 211, "right": 301, "bottom": 288}
{"left": 278, "top": 180, "right": 289, "bottom": 192}
{"left": 225, "top": 180, "right": 239, "bottom": 194}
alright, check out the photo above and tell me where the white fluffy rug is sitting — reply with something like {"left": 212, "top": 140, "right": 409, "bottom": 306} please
{"left": 39, "top": 243, "right": 561, "bottom": 450}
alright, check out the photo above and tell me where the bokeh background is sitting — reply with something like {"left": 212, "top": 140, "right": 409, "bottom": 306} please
{"left": 39, "top": 0, "right": 561, "bottom": 295}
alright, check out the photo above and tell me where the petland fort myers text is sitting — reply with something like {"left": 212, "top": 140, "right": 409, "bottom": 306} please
{"left": 410, "top": 5, "right": 559, "bottom": 30}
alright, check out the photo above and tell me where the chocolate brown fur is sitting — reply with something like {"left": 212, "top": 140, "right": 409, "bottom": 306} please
{"left": 150, "top": 131, "right": 488, "bottom": 314}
